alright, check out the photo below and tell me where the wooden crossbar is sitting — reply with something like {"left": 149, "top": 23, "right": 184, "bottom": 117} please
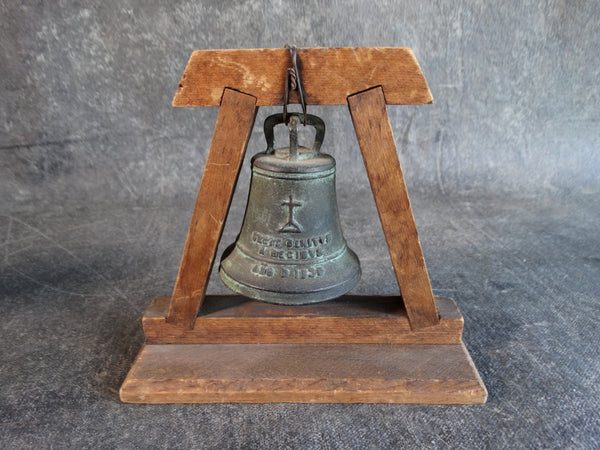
{"left": 172, "top": 47, "right": 433, "bottom": 107}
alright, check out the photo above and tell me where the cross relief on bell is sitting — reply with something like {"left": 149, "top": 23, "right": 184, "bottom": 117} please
{"left": 280, "top": 195, "right": 302, "bottom": 233}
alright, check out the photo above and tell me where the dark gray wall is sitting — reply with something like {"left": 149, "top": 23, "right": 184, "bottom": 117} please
{"left": 2, "top": 1, "right": 599, "bottom": 211}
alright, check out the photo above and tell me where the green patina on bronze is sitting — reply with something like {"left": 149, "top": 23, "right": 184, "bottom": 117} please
{"left": 219, "top": 113, "right": 361, "bottom": 305}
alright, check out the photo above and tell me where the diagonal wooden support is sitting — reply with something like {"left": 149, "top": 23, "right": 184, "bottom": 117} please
{"left": 167, "top": 88, "right": 258, "bottom": 329}
{"left": 348, "top": 86, "right": 439, "bottom": 330}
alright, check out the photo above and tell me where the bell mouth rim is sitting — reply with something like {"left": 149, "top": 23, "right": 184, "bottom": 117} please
{"left": 218, "top": 244, "right": 362, "bottom": 305}
{"left": 218, "top": 263, "right": 361, "bottom": 305}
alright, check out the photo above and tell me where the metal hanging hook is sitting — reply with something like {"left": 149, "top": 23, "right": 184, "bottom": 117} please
{"left": 283, "top": 44, "right": 307, "bottom": 125}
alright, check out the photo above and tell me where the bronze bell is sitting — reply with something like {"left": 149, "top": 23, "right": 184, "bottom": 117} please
{"left": 219, "top": 113, "right": 361, "bottom": 305}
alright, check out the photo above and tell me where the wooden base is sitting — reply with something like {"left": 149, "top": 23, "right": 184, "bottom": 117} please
{"left": 143, "top": 295, "right": 463, "bottom": 344}
{"left": 120, "top": 294, "right": 486, "bottom": 404}
{"left": 120, "top": 342, "right": 487, "bottom": 403}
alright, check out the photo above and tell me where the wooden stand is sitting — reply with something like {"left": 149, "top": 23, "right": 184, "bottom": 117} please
{"left": 120, "top": 47, "right": 487, "bottom": 404}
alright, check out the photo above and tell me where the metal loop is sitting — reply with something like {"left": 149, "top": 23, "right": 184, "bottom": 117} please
{"left": 264, "top": 113, "right": 325, "bottom": 156}
{"left": 283, "top": 45, "right": 307, "bottom": 125}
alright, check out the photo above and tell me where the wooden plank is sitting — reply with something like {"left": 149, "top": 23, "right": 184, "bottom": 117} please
{"left": 119, "top": 342, "right": 487, "bottom": 404}
{"left": 146, "top": 295, "right": 462, "bottom": 344}
{"left": 348, "top": 87, "right": 439, "bottom": 330}
{"left": 172, "top": 47, "right": 433, "bottom": 107}
{"left": 166, "top": 88, "right": 257, "bottom": 328}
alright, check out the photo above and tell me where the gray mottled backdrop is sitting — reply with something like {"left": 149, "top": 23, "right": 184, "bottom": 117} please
{"left": 1, "top": 1, "right": 599, "bottom": 449}
{"left": 2, "top": 1, "right": 599, "bottom": 209}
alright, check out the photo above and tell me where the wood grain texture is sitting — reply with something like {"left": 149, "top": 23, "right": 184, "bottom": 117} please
{"left": 119, "top": 342, "right": 487, "bottom": 403}
{"left": 166, "top": 89, "right": 257, "bottom": 328}
{"left": 172, "top": 47, "right": 433, "bottom": 107}
{"left": 146, "top": 295, "right": 462, "bottom": 344}
{"left": 348, "top": 86, "right": 439, "bottom": 330}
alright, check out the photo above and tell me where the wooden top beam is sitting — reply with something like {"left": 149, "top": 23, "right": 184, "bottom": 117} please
{"left": 172, "top": 47, "right": 433, "bottom": 107}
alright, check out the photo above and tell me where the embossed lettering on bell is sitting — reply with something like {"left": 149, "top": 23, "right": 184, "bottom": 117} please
{"left": 219, "top": 113, "right": 361, "bottom": 305}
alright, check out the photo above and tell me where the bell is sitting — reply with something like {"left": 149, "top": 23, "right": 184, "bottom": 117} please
{"left": 219, "top": 113, "right": 361, "bottom": 305}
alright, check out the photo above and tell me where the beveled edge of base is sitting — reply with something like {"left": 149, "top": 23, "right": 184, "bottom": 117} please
{"left": 119, "top": 342, "right": 487, "bottom": 404}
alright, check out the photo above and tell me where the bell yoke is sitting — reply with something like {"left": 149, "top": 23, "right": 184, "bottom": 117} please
{"left": 219, "top": 113, "right": 361, "bottom": 305}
